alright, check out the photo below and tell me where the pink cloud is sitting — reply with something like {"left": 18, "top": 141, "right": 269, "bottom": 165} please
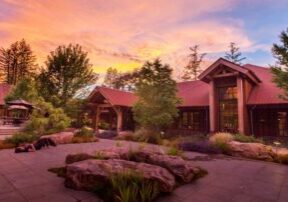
{"left": 0, "top": 0, "right": 258, "bottom": 74}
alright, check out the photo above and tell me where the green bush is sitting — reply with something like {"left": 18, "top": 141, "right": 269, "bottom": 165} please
{"left": 98, "top": 121, "right": 110, "bottom": 130}
{"left": 110, "top": 170, "right": 159, "bottom": 202}
{"left": 209, "top": 133, "right": 233, "bottom": 154}
{"left": 166, "top": 147, "right": 183, "bottom": 157}
{"left": 233, "top": 134, "right": 263, "bottom": 143}
{"left": 134, "top": 128, "right": 163, "bottom": 144}
{"left": 5, "top": 132, "right": 37, "bottom": 146}
{"left": 23, "top": 99, "right": 71, "bottom": 135}
{"left": 75, "top": 126, "right": 94, "bottom": 137}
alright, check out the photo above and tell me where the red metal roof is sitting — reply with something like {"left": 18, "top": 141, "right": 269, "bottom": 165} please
{"left": 245, "top": 64, "right": 288, "bottom": 105}
{"left": 89, "top": 86, "right": 137, "bottom": 107}
{"left": 177, "top": 80, "right": 209, "bottom": 107}
{"left": 0, "top": 83, "right": 11, "bottom": 105}
{"left": 89, "top": 62, "right": 288, "bottom": 107}
{"left": 90, "top": 82, "right": 209, "bottom": 107}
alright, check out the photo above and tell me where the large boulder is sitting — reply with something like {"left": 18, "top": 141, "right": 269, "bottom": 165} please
{"left": 228, "top": 141, "right": 275, "bottom": 161}
{"left": 130, "top": 150, "right": 205, "bottom": 183}
{"left": 66, "top": 148, "right": 206, "bottom": 183}
{"left": 41, "top": 132, "right": 74, "bottom": 144}
{"left": 65, "top": 159, "right": 176, "bottom": 193}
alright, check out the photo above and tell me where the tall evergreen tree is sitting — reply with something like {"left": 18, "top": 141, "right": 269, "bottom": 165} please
{"left": 182, "top": 45, "right": 206, "bottom": 81}
{"left": 271, "top": 28, "right": 288, "bottom": 100}
{"left": 133, "top": 59, "right": 181, "bottom": 130}
{"left": 38, "top": 44, "right": 98, "bottom": 106}
{"left": 225, "top": 42, "right": 246, "bottom": 65}
{"left": 0, "top": 39, "right": 37, "bottom": 84}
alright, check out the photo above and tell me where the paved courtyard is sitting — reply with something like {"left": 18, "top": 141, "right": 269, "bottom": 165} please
{"left": 0, "top": 139, "right": 287, "bottom": 202}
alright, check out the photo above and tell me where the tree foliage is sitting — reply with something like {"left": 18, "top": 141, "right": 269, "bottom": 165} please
{"left": 133, "top": 59, "right": 181, "bottom": 130}
{"left": 182, "top": 45, "right": 206, "bottom": 81}
{"left": 0, "top": 39, "right": 37, "bottom": 84}
{"left": 103, "top": 67, "right": 123, "bottom": 89}
{"left": 271, "top": 28, "right": 288, "bottom": 100}
{"left": 5, "top": 78, "right": 39, "bottom": 103}
{"left": 224, "top": 42, "right": 246, "bottom": 65}
{"left": 38, "top": 44, "right": 98, "bottom": 106}
{"left": 103, "top": 67, "right": 139, "bottom": 91}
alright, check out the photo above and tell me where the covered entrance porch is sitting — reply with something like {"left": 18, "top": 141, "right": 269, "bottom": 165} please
{"left": 87, "top": 87, "right": 136, "bottom": 133}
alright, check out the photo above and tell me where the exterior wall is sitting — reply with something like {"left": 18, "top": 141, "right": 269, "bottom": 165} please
{"left": 167, "top": 107, "right": 209, "bottom": 136}
{"left": 250, "top": 105, "right": 288, "bottom": 137}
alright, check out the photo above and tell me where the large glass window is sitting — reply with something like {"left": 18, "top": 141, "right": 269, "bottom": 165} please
{"left": 218, "top": 86, "right": 238, "bottom": 132}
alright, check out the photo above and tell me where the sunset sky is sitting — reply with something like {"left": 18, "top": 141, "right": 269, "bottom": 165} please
{"left": 0, "top": 0, "right": 288, "bottom": 79}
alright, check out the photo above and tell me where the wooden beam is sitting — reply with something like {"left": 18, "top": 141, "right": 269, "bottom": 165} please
{"left": 94, "top": 107, "right": 101, "bottom": 133}
{"left": 113, "top": 107, "right": 123, "bottom": 133}
{"left": 87, "top": 103, "right": 113, "bottom": 108}
{"left": 212, "top": 72, "right": 239, "bottom": 79}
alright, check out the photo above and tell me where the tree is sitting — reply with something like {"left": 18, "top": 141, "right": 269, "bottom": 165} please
{"left": 225, "top": 42, "right": 246, "bottom": 64}
{"left": 182, "top": 45, "right": 206, "bottom": 81}
{"left": 103, "top": 67, "right": 139, "bottom": 91}
{"left": 103, "top": 67, "right": 123, "bottom": 89}
{"left": 38, "top": 44, "right": 98, "bottom": 107}
{"left": 271, "top": 28, "right": 288, "bottom": 100}
{"left": 0, "top": 39, "right": 37, "bottom": 85}
{"left": 133, "top": 59, "right": 181, "bottom": 130}
{"left": 5, "top": 78, "right": 39, "bottom": 103}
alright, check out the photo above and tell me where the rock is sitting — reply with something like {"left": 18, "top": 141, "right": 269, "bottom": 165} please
{"left": 66, "top": 153, "right": 95, "bottom": 164}
{"left": 41, "top": 132, "right": 74, "bottom": 144}
{"left": 228, "top": 141, "right": 275, "bottom": 161}
{"left": 130, "top": 150, "right": 205, "bottom": 183}
{"left": 97, "top": 130, "right": 117, "bottom": 139}
{"left": 65, "top": 159, "right": 176, "bottom": 193}
{"left": 79, "top": 148, "right": 205, "bottom": 183}
{"left": 273, "top": 148, "right": 288, "bottom": 164}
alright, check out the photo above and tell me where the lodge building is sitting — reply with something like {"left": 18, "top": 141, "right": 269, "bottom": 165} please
{"left": 88, "top": 58, "right": 288, "bottom": 137}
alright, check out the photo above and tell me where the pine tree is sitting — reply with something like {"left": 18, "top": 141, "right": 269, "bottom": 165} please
{"left": 0, "top": 39, "right": 37, "bottom": 84}
{"left": 103, "top": 67, "right": 123, "bottom": 89}
{"left": 225, "top": 42, "right": 246, "bottom": 65}
{"left": 271, "top": 28, "right": 288, "bottom": 100}
{"left": 182, "top": 45, "right": 206, "bottom": 81}
{"left": 133, "top": 59, "right": 181, "bottom": 130}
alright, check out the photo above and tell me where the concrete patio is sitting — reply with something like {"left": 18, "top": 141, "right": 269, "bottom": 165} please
{"left": 0, "top": 139, "right": 287, "bottom": 202}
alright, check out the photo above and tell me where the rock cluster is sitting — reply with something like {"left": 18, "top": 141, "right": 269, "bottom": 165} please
{"left": 64, "top": 148, "right": 207, "bottom": 194}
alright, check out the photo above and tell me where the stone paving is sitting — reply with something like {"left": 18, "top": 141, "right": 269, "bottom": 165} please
{"left": 0, "top": 139, "right": 287, "bottom": 202}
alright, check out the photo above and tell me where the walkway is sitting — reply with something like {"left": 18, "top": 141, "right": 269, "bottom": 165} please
{"left": 0, "top": 139, "right": 287, "bottom": 202}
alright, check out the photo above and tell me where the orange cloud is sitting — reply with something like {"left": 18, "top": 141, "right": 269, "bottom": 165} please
{"left": 0, "top": 0, "right": 256, "bottom": 75}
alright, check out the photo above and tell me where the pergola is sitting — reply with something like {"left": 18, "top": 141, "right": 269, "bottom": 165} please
{"left": 87, "top": 87, "right": 136, "bottom": 133}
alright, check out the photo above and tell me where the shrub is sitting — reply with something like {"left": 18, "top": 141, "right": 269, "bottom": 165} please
{"left": 0, "top": 140, "right": 15, "bottom": 149}
{"left": 134, "top": 128, "right": 163, "bottom": 144}
{"left": 98, "top": 121, "right": 110, "bottom": 130}
{"left": 233, "top": 134, "right": 263, "bottom": 143}
{"left": 209, "top": 133, "right": 233, "bottom": 154}
{"left": 71, "top": 136, "right": 98, "bottom": 144}
{"left": 23, "top": 99, "right": 71, "bottom": 135}
{"left": 166, "top": 147, "right": 183, "bottom": 156}
{"left": 110, "top": 170, "right": 159, "bottom": 202}
{"left": 75, "top": 126, "right": 94, "bottom": 137}
{"left": 5, "top": 132, "right": 38, "bottom": 146}
{"left": 116, "top": 131, "right": 136, "bottom": 141}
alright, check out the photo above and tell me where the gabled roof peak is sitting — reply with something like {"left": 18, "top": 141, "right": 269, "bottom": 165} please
{"left": 198, "top": 57, "right": 261, "bottom": 84}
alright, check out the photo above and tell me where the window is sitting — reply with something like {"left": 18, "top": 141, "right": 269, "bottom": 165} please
{"left": 278, "top": 112, "right": 288, "bottom": 136}
{"left": 179, "top": 111, "right": 203, "bottom": 131}
{"left": 218, "top": 86, "right": 238, "bottom": 132}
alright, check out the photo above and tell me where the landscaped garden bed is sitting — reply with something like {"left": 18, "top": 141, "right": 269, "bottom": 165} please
{"left": 49, "top": 148, "right": 208, "bottom": 202}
